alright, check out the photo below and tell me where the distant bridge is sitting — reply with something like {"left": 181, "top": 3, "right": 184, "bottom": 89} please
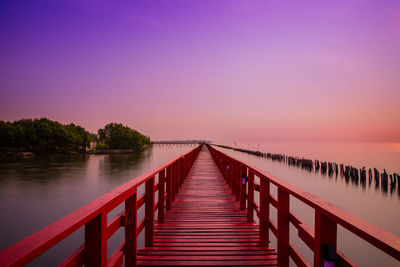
{"left": 152, "top": 140, "right": 212, "bottom": 145}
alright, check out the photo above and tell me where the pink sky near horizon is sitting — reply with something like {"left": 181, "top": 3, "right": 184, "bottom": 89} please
{"left": 1, "top": 1, "right": 399, "bottom": 142}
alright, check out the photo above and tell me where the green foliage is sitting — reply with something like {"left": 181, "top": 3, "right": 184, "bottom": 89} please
{"left": 96, "top": 143, "right": 109, "bottom": 150}
{"left": 89, "top": 133, "right": 99, "bottom": 143}
{"left": 0, "top": 118, "right": 91, "bottom": 153}
{"left": 98, "top": 123, "right": 151, "bottom": 151}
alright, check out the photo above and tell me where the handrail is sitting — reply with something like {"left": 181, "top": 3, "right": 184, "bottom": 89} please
{"left": 208, "top": 144, "right": 400, "bottom": 267}
{"left": 0, "top": 145, "right": 202, "bottom": 267}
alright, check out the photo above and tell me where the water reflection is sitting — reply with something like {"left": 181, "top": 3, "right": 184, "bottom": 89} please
{"left": 0, "top": 145, "right": 192, "bottom": 266}
{"left": 0, "top": 155, "right": 89, "bottom": 184}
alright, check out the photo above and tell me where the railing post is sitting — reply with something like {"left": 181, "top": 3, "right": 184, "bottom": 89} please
{"left": 85, "top": 212, "right": 107, "bottom": 267}
{"left": 180, "top": 157, "right": 184, "bottom": 186}
{"left": 314, "top": 209, "right": 337, "bottom": 267}
{"left": 176, "top": 160, "right": 180, "bottom": 193}
{"left": 224, "top": 158, "right": 228, "bottom": 182}
{"left": 235, "top": 161, "right": 241, "bottom": 201}
{"left": 240, "top": 164, "right": 247, "bottom": 210}
{"left": 166, "top": 165, "right": 172, "bottom": 209}
{"left": 231, "top": 161, "right": 236, "bottom": 195}
{"left": 125, "top": 192, "right": 137, "bottom": 267}
{"left": 260, "top": 178, "right": 270, "bottom": 246}
{"left": 226, "top": 160, "right": 232, "bottom": 188}
{"left": 158, "top": 169, "right": 165, "bottom": 222}
{"left": 172, "top": 163, "right": 176, "bottom": 201}
{"left": 277, "top": 188, "right": 289, "bottom": 267}
{"left": 247, "top": 171, "right": 254, "bottom": 222}
{"left": 183, "top": 156, "right": 187, "bottom": 180}
{"left": 145, "top": 176, "right": 154, "bottom": 246}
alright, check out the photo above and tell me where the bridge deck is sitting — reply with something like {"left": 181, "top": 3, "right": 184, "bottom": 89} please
{"left": 137, "top": 146, "right": 278, "bottom": 266}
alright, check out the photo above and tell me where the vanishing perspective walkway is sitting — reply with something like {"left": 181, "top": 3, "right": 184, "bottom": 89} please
{"left": 137, "top": 146, "right": 278, "bottom": 266}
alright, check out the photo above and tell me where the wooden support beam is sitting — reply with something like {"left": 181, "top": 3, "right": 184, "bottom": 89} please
{"left": 260, "top": 178, "right": 270, "bottom": 246}
{"left": 166, "top": 166, "right": 172, "bottom": 209}
{"left": 125, "top": 192, "right": 137, "bottom": 267}
{"left": 240, "top": 164, "right": 247, "bottom": 210}
{"left": 145, "top": 176, "right": 155, "bottom": 246}
{"left": 158, "top": 169, "right": 165, "bottom": 222}
{"left": 85, "top": 213, "right": 107, "bottom": 267}
{"left": 247, "top": 171, "right": 254, "bottom": 223}
{"left": 314, "top": 209, "right": 337, "bottom": 267}
{"left": 277, "top": 188, "right": 289, "bottom": 267}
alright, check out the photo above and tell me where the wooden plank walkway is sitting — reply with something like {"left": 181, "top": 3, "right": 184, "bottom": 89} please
{"left": 137, "top": 146, "right": 278, "bottom": 266}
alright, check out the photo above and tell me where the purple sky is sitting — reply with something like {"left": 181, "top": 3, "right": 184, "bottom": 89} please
{"left": 1, "top": 0, "right": 400, "bottom": 142}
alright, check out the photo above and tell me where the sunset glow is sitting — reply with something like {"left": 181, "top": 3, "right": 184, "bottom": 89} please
{"left": 1, "top": 0, "right": 399, "bottom": 142}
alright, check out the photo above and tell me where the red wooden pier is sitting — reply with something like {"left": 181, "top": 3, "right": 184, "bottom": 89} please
{"left": 0, "top": 144, "right": 399, "bottom": 266}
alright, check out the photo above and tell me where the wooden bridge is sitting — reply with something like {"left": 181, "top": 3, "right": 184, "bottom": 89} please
{"left": 0, "top": 145, "right": 399, "bottom": 266}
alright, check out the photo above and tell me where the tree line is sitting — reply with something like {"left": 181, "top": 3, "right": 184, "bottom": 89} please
{"left": 98, "top": 123, "right": 151, "bottom": 151}
{"left": 0, "top": 118, "right": 151, "bottom": 154}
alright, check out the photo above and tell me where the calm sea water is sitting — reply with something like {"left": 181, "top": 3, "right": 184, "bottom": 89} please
{"left": 218, "top": 142, "right": 400, "bottom": 266}
{"left": 0, "top": 143, "right": 398, "bottom": 266}
{"left": 0, "top": 145, "right": 195, "bottom": 266}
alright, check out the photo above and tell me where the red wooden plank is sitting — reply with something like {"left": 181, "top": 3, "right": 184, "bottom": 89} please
{"left": 137, "top": 194, "right": 145, "bottom": 209}
{"left": 139, "top": 246, "right": 275, "bottom": 251}
{"left": 137, "top": 255, "right": 277, "bottom": 260}
{"left": 106, "top": 213, "right": 124, "bottom": 239}
{"left": 58, "top": 245, "right": 84, "bottom": 267}
{"left": 289, "top": 242, "right": 310, "bottom": 267}
{"left": 137, "top": 218, "right": 145, "bottom": 236}
{"left": 138, "top": 250, "right": 276, "bottom": 256}
{"left": 137, "top": 260, "right": 278, "bottom": 266}
{"left": 107, "top": 241, "right": 124, "bottom": 267}
{"left": 337, "top": 250, "right": 358, "bottom": 267}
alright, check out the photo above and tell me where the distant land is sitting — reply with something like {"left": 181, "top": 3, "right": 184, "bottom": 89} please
{"left": 152, "top": 140, "right": 212, "bottom": 144}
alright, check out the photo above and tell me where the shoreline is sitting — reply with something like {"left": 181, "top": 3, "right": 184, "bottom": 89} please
{"left": 0, "top": 148, "right": 146, "bottom": 158}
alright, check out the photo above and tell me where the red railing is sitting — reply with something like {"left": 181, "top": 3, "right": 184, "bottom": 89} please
{"left": 0, "top": 145, "right": 201, "bottom": 267}
{"left": 208, "top": 144, "right": 400, "bottom": 267}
